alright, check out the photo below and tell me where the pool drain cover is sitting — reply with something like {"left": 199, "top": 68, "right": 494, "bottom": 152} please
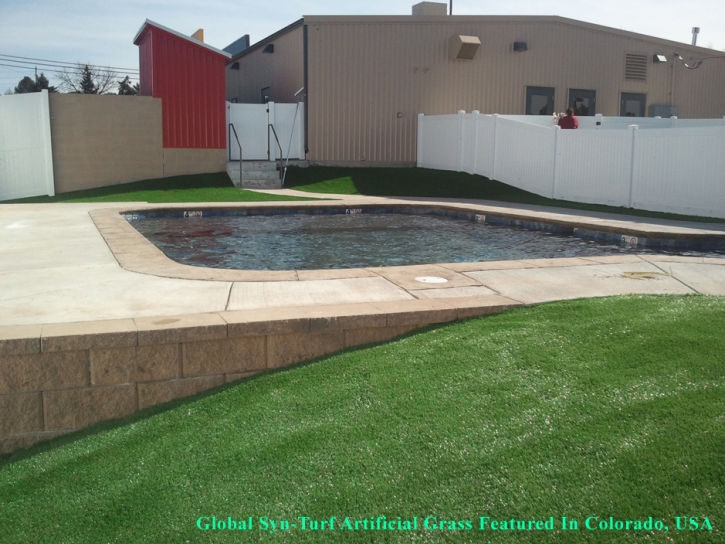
{"left": 415, "top": 276, "right": 448, "bottom": 284}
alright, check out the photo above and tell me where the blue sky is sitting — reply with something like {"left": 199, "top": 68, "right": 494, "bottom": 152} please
{"left": 1, "top": 0, "right": 723, "bottom": 92}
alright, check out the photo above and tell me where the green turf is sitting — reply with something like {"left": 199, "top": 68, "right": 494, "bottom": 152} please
{"left": 1, "top": 295, "right": 723, "bottom": 543}
{"left": 4, "top": 172, "right": 317, "bottom": 203}
{"left": 284, "top": 167, "right": 725, "bottom": 223}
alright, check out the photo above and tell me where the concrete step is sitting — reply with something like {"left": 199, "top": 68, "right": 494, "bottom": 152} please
{"left": 227, "top": 161, "right": 281, "bottom": 189}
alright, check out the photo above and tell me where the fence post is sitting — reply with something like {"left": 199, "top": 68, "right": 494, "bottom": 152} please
{"left": 458, "top": 110, "right": 465, "bottom": 172}
{"left": 551, "top": 125, "right": 561, "bottom": 199}
{"left": 492, "top": 114, "right": 500, "bottom": 180}
{"left": 627, "top": 124, "right": 639, "bottom": 208}
{"left": 39, "top": 89, "right": 55, "bottom": 197}
{"left": 471, "top": 110, "right": 479, "bottom": 174}
{"left": 417, "top": 113, "right": 424, "bottom": 167}
{"left": 670, "top": 115, "right": 677, "bottom": 128}
{"left": 595, "top": 113, "right": 603, "bottom": 130}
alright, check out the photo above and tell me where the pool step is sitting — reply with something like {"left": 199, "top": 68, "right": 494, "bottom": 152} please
{"left": 226, "top": 161, "right": 281, "bottom": 189}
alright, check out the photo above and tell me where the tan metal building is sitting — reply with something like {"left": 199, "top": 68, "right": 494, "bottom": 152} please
{"left": 226, "top": 5, "right": 725, "bottom": 166}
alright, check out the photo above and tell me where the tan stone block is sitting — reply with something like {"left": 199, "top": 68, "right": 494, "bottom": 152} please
{"left": 43, "top": 384, "right": 137, "bottom": 430}
{"left": 267, "top": 331, "right": 346, "bottom": 369}
{"left": 135, "top": 313, "right": 228, "bottom": 345}
{"left": 222, "top": 309, "right": 310, "bottom": 337}
{"left": 137, "top": 375, "right": 225, "bottom": 409}
{"left": 225, "top": 370, "right": 263, "bottom": 384}
{"left": 41, "top": 319, "right": 137, "bottom": 352}
{"left": 703, "top": 257, "right": 725, "bottom": 266}
{"left": 0, "top": 351, "right": 90, "bottom": 395}
{"left": 90, "top": 344, "right": 181, "bottom": 386}
{"left": 0, "top": 429, "right": 75, "bottom": 456}
{"left": 345, "top": 325, "right": 422, "bottom": 348}
{"left": 0, "top": 325, "right": 42, "bottom": 356}
{"left": 372, "top": 299, "right": 458, "bottom": 327}
{"left": 182, "top": 337, "right": 266, "bottom": 377}
{"left": 0, "top": 392, "right": 43, "bottom": 435}
{"left": 444, "top": 295, "right": 524, "bottom": 319}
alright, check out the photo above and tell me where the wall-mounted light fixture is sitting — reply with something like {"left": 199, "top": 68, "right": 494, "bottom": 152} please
{"left": 513, "top": 42, "right": 528, "bottom": 52}
{"left": 653, "top": 54, "right": 667, "bottom": 63}
{"left": 230, "top": 62, "right": 240, "bottom": 70}
{"left": 263, "top": 44, "right": 274, "bottom": 53}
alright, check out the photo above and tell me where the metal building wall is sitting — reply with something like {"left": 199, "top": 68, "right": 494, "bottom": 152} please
{"left": 303, "top": 15, "right": 725, "bottom": 165}
{"left": 226, "top": 24, "right": 304, "bottom": 104}
{"left": 137, "top": 25, "right": 227, "bottom": 149}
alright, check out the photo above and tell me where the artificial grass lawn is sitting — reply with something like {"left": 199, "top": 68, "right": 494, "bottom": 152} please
{"left": 1, "top": 295, "right": 723, "bottom": 543}
{"left": 284, "top": 167, "right": 725, "bottom": 224}
{"left": 5, "top": 172, "right": 316, "bottom": 204}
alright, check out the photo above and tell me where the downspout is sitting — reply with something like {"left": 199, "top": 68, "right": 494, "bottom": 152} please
{"left": 303, "top": 22, "right": 309, "bottom": 157}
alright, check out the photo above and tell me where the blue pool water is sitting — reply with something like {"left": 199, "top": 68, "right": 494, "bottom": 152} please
{"left": 127, "top": 209, "right": 723, "bottom": 270}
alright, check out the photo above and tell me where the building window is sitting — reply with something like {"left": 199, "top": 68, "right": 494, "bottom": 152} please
{"left": 568, "top": 89, "right": 596, "bottom": 116}
{"left": 261, "top": 87, "right": 271, "bottom": 104}
{"left": 620, "top": 92, "right": 646, "bottom": 117}
{"left": 525, "top": 86, "right": 555, "bottom": 115}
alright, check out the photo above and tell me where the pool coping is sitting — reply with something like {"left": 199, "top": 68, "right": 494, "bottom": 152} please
{"left": 90, "top": 199, "right": 725, "bottom": 282}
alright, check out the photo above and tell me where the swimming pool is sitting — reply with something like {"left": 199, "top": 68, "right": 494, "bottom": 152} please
{"left": 126, "top": 206, "right": 725, "bottom": 271}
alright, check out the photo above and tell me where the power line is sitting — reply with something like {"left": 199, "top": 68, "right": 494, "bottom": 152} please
{"left": 0, "top": 62, "right": 138, "bottom": 82}
{"left": 0, "top": 53, "right": 139, "bottom": 72}
{"left": 0, "top": 58, "right": 139, "bottom": 76}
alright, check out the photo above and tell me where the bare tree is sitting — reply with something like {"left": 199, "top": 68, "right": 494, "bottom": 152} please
{"left": 57, "top": 63, "right": 118, "bottom": 94}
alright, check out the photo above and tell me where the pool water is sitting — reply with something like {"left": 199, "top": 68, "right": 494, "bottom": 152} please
{"left": 128, "top": 212, "right": 716, "bottom": 271}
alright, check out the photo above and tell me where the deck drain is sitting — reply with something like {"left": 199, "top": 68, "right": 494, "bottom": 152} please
{"left": 415, "top": 276, "right": 448, "bottom": 284}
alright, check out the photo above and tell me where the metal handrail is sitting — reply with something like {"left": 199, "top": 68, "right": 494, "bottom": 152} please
{"left": 228, "top": 123, "right": 243, "bottom": 185}
{"left": 268, "top": 124, "right": 284, "bottom": 182}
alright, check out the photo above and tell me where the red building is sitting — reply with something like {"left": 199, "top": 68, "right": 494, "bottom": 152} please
{"left": 134, "top": 20, "right": 230, "bottom": 149}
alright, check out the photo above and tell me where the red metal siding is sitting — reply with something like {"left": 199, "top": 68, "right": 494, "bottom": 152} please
{"left": 137, "top": 25, "right": 226, "bottom": 149}
{"left": 138, "top": 32, "right": 154, "bottom": 97}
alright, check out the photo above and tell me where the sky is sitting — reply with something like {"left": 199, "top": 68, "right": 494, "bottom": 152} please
{"left": 1, "top": 0, "right": 724, "bottom": 93}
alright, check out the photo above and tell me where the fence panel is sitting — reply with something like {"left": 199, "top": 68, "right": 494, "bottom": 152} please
{"left": 0, "top": 90, "right": 54, "bottom": 201}
{"left": 494, "top": 118, "right": 555, "bottom": 197}
{"left": 269, "top": 103, "right": 305, "bottom": 160}
{"left": 461, "top": 113, "right": 477, "bottom": 174}
{"left": 474, "top": 115, "right": 496, "bottom": 178}
{"left": 631, "top": 127, "right": 725, "bottom": 218}
{"left": 417, "top": 114, "right": 460, "bottom": 170}
{"left": 555, "top": 129, "right": 632, "bottom": 207}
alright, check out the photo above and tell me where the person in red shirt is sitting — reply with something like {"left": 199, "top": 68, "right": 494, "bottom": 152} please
{"left": 558, "top": 108, "right": 579, "bottom": 129}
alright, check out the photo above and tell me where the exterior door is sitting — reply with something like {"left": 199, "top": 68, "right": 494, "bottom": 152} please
{"left": 526, "top": 86, "right": 555, "bottom": 115}
{"left": 568, "top": 89, "right": 596, "bottom": 116}
{"left": 620, "top": 93, "right": 646, "bottom": 117}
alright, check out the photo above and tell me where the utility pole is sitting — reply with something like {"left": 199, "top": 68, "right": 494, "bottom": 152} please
{"left": 34, "top": 66, "right": 38, "bottom": 84}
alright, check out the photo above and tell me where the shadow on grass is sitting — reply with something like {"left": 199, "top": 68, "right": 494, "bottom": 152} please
{"left": 5, "top": 172, "right": 316, "bottom": 204}
{"left": 284, "top": 166, "right": 725, "bottom": 224}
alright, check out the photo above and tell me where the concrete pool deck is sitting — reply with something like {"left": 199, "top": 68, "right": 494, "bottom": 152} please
{"left": 1, "top": 194, "right": 724, "bottom": 453}
{"left": 2, "top": 194, "right": 725, "bottom": 327}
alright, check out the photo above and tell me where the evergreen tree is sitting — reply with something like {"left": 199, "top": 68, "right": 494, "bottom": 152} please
{"left": 117, "top": 76, "right": 139, "bottom": 95}
{"left": 79, "top": 65, "right": 97, "bottom": 94}
{"left": 12, "top": 73, "right": 57, "bottom": 94}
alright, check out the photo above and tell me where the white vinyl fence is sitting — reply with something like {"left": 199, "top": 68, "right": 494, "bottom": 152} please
{"left": 0, "top": 90, "right": 55, "bottom": 201}
{"left": 227, "top": 101, "right": 304, "bottom": 161}
{"left": 417, "top": 111, "right": 725, "bottom": 219}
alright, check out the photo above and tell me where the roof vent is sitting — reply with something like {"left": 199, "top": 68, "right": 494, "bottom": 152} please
{"left": 412, "top": 2, "right": 448, "bottom": 15}
{"left": 624, "top": 53, "right": 648, "bottom": 81}
{"left": 450, "top": 35, "right": 481, "bottom": 60}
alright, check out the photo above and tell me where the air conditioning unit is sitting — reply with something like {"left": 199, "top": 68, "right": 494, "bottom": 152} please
{"left": 450, "top": 35, "right": 481, "bottom": 60}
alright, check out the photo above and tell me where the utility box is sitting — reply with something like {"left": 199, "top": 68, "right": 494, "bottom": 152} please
{"left": 412, "top": 2, "right": 448, "bottom": 16}
{"left": 649, "top": 104, "right": 678, "bottom": 118}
